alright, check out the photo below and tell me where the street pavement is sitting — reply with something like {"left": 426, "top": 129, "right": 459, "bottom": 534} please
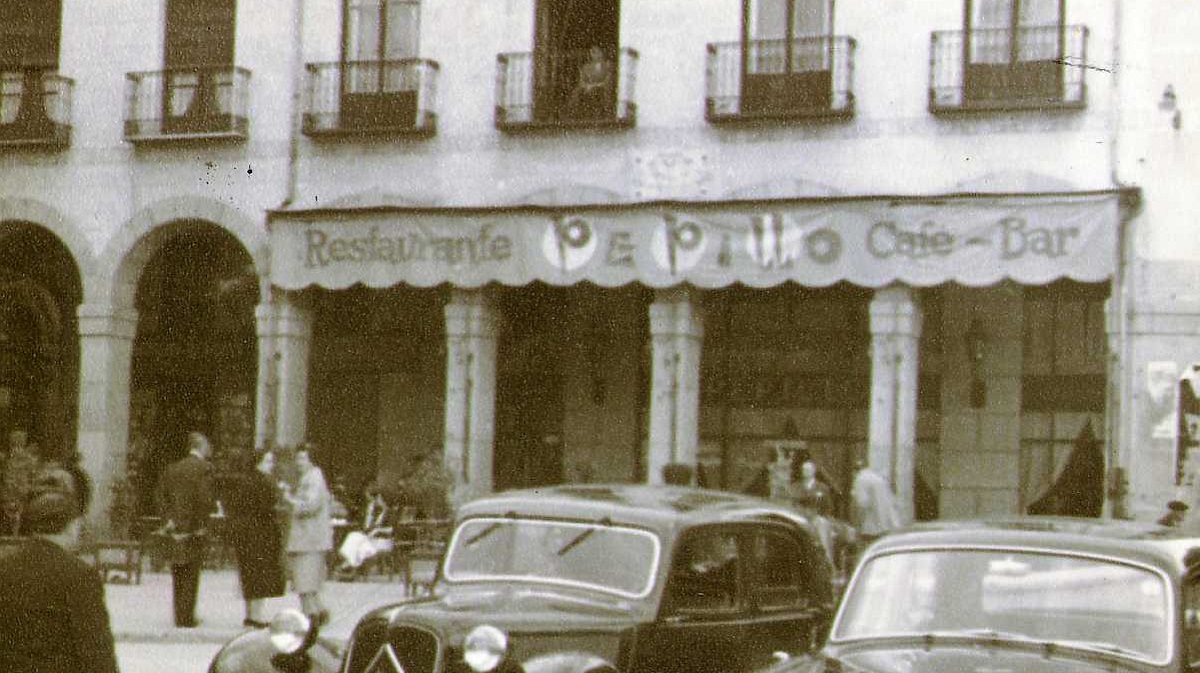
{"left": 106, "top": 566, "right": 410, "bottom": 645}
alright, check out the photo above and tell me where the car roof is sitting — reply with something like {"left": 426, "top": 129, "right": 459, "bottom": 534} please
{"left": 455, "top": 483, "right": 815, "bottom": 537}
{"left": 865, "top": 516, "right": 1200, "bottom": 573}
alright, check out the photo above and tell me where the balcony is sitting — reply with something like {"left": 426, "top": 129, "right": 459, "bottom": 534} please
{"left": 495, "top": 47, "right": 637, "bottom": 132}
{"left": 303, "top": 59, "right": 438, "bottom": 139}
{"left": 124, "top": 66, "right": 251, "bottom": 144}
{"left": 0, "top": 68, "right": 72, "bottom": 148}
{"left": 930, "top": 25, "right": 1087, "bottom": 112}
{"left": 706, "top": 36, "right": 855, "bottom": 123}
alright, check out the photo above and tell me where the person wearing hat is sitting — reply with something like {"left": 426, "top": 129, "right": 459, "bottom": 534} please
{"left": 1158, "top": 500, "right": 1189, "bottom": 527}
{"left": 0, "top": 461, "right": 121, "bottom": 672}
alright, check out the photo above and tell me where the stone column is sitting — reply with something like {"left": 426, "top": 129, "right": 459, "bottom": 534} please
{"left": 254, "top": 291, "right": 313, "bottom": 450}
{"left": 443, "top": 289, "right": 499, "bottom": 505}
{"left": 868, "top": 285, "right": 922, "bottom": 523}
{"left": 76, "top": 303, "right": 138, "bottom": 538}
{"left": 646, "top": 288, "right": 704, "bottom": 485}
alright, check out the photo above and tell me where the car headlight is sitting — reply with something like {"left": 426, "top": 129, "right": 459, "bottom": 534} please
{"left": 269, "top": 609, "right": 313, "bottom": 655}
{"left": 463, "top": 624, "right": 508, "bottom": 672}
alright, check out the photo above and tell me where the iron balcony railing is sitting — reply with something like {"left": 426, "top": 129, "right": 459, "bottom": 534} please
{"left": 706, "top": 36, "right": 855, "bottom": 122}
{"left": 304, "top": 59, "right": 438, "bottom": 138}
{"left": 124, "top": 65, "right": 251, "bottom": 142}
{"left": 930, "top": 24, "right": 1087, "bottom": 112}
{"left": 495, "top": 46, "right": 637, "bottom": 131}
{"left": 0, "top": 67, "right": 73, "bottom": 148}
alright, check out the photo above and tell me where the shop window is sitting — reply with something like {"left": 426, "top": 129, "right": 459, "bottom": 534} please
{"left": 1021, "top": 280, "right": 1107, "bottom": 412}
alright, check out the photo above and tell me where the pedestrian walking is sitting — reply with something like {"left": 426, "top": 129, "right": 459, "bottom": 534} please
{"left": 0, "top": 460, "right": 121, "bottom": 672}
{"left": 850, "top": 461, "right": 902, "bottom": 547}
{"left": 225, "top": 448, "right": 287, "bottom": 628}
{"left": 155, "top": 431, "right": 217, "bottom": 628}
{"left": 280, "top": 444, "right": 333, "bottom": 623}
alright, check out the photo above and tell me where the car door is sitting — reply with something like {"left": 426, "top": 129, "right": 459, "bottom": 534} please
{"left": 738, "top": 525, "right": 829, "bottom": 668}
{"left": 633, "top": 525, "right": 749, "bottom": 673}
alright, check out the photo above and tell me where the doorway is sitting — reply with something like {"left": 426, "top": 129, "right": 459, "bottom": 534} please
{"left": 493, "top": 286, "right": 569, "bottom": 491}
{"left": 533, "top": 0, "right": 620, "bottom": 122}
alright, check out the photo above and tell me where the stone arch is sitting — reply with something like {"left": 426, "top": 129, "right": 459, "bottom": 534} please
{"left": 0, "top": 197, "right": 96, "bottom": 281}
{"left": 96, "top": 196, "right": 267, "bottom": 308}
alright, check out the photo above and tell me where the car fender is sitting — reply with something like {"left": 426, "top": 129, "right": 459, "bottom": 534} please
{"left": 520, "top": 651, "right": 618, "bottom": 673}
{"left": 208, "top": 630, "right": 341, "bottom": 673}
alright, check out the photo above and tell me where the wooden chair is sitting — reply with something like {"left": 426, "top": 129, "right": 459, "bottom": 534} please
{"left": 401, "top": 542, "right": 445, "bottom": 597}
{"left": 89, "top": 540, "right": 145, "bottom": 584}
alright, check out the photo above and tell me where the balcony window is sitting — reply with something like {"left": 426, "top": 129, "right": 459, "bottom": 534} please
{"left": 931, "top": 0, "right": 1086, "bottom": 112}
{"left": 0, "top": 68, "right": 71, "bottom": 147}
{"left": 126, "top": 0, "right": 248, "bottom": 142}
{"left": 304, "top": 0, "right": 435, "bottom": 137}
{"left": 0, "top": 1, "right": 69, "bottom": 148}
{"left": 708, "top": 0, "right": 853, "bottom": 121}
{"left": 706, "top": 36, "right": 854, "bottom": 122}
{"left": 303, "top": 59, "right": 438, "bottom": 137}
{"left": 496, "top": 47, "right": 637, "bottom": 131}
{"left": 124, "top": 67, "right": 249, "bottom": 142}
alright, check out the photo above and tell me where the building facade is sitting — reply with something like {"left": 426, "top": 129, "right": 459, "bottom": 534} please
{"left": 0, "top": 0, "right": 1195, "bottom": 535}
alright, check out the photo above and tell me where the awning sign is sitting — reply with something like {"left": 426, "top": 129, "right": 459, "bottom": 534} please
{"left": 270, "top": 193, "right": 1120, "bottom": 290}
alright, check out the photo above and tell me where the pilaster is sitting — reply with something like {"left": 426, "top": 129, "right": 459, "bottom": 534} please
{"left": 443, "top": 289, "right": 499, "bottom": 504}
{"left": 646, "top": 287, "right": 704, "bottom": 485}
{"left": 255, "top": 291, "right": 313, "bottom": 450}
{"left": 868, "top": 285, "right": 922, "bottom": 523}
{"left": 76, "top": 303, "right": 138, "bottom": 538}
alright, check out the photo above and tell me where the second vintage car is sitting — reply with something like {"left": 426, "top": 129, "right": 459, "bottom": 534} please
{"left": 765, "top": 516, "right": 1200, "bottom": 673}
{"left": 209, "top": 483, "right": 838, "bottom": 673}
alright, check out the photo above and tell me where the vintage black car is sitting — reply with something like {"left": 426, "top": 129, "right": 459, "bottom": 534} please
{"left": 764, "top": 517, "right": 1200, "bottom": 673}
{"left": 208, "top": 484, "right": 837, "bottom": 673}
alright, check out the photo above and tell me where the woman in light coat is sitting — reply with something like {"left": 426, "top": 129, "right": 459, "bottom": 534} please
{"left": 280, "top": 445, "right": 332, "bottom": 622}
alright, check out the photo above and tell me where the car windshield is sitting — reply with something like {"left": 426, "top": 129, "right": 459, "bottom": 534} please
{"left": 833, "top": 548, "right": 1171, "bottom": 664}
{"left": 442, "top": 517, "right": 661, "bottom": 599}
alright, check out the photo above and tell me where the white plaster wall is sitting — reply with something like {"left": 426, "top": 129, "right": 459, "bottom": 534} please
{"left": 282, "top": 0, "right": 1119, "bottom": 209}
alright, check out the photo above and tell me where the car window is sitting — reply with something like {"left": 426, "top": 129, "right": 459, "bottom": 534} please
{"left": 663, "top": 527, "right": 742, "bottom": 615}
{"left": 745, "top": 528, "right": 810, "bottom": 611}
{"left": 442, "top": 518, "right": 661, "bottom": 598}
{"left": 834, "top": 549, "right": 1170, "bottom": 664}
{"left": 1184, "top": 573, "right": 1200, "bottom": 667}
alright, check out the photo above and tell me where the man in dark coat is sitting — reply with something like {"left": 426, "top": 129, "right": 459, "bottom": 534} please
{"left": 156, "top": 431, "right": 216, "bottom": 628}
{"left": 0, "top": 461, "right": 121, "bottom": 672}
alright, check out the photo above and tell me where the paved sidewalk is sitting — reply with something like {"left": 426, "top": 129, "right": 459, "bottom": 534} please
{"left": 106, "top": 568, "right": 410, "bottom": 644}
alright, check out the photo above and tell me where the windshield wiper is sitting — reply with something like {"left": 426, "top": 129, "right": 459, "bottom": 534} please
{"left": 922, "top": 632, "right": 1149, "bottom": 662}
{"left": 557, "top": 528, "right": 596, "bottom": 556}
{"left": 923, "top": 629, "right": 1038, "bottom": 643}
{"left": 464, "top": 522, "right": 504, "bottom": 547}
